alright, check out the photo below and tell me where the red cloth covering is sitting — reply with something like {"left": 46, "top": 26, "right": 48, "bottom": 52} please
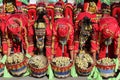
{"left": 112, "top": 7, "right": 120, "bottom": 25}
{"left": 92, "top": 16, "right": 120, "bottom": 59}
{"left": 16, "top": 0, "right": 22, "bottom": 7}
{"left": 52, "top": 18, "right": 74, "bottom": 58}
{"left": 3, "top": 14, "right": 28, "bottom": 55}
{"left": 27, "top": 4, "right": 36, "bottom": 20}
{"left": 64, "top": 3, "right": 73, "bottom": 24}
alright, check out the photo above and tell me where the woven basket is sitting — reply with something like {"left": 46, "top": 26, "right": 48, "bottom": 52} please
{"left": 51, "top": 61, "right": 73, "bottom": 78}
{"left": 75, "top": 63, "right": 94, "bottom": 76}
{"left": 29, "top": 63, "right": 48, "bottom": 78}
{"left": 96, "top": 62, "right": 116, "bottom": 78}
{"left": 6, "top": 57, "right": 28, "bottom": 76}
{"left": 28, "top": 55, "right": 48, "bottom": 78}
{"left": 0, "top": 63, "right": 4, "bottom": 76}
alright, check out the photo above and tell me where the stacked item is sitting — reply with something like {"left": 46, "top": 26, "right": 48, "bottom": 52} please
{"left": 6, "top": 53, "right": 28, "bottom": 76}
{"left": 28, "top": 55, "right": 48, "bottom": 78}
{"left": 51, "top": 57, "right": 73, "bottom": 78}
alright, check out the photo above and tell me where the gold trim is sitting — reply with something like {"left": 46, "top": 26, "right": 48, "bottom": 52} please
{"left": 65, "top": 4, "right": 73, "bottom": 10}
{"left": 47, "top": 6, "right": 54, "bottom": 9}
{"left": 74, "top": 41, "right": 79, "bottom": 43}
{"left": 28, "top": 6, "right": 36, "bottom": 9}
{"left": 46, "top": 46, "right": 51, "bottom": 48}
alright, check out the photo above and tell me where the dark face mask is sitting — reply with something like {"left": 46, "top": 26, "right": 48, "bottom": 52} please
{"left": 12, "top": 35, "right": 21, "bottom": 43}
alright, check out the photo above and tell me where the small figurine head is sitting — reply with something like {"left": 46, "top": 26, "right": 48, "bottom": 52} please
{"left": 5, "top": 2, "right": 16, "bottom": 13}
{"left": 56, "top": 18, "right": 70, "bottom": 38}
{"left": 21, "top": 6, "right": 28, "bottom": 14}
{"left": 74, "top": 3, "right": 83, "bottom": 20}
{"left": 101, "top": 3, "right": 111, "bottom": 14}
{"left": 4, "top": 0, "right": 16, "bottom": 13}
{"left": 88, "top": 2, "right": 97, "bottom": 13}
{"left": 7, "top": 17, "right": 23, "bottom": 42}
{"left": 54, "top": 1, "right": 64, "bottom": 19}
{"left": 99, "top": 17, "right": 119, "bottom": 38}
{"left": 46, "top": 3, "right": 54, "bottom": 20}
{"left": 37, "top": 2, "right": 46, "bottom": 15}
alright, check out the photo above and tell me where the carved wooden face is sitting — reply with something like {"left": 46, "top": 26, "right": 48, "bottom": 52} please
{"left": 35, "top": 29, "right": 45, "bottom": 37}
{"left": 79, "top": 17, "right": 93, "bottom": 37}
{"left": 78, "top": 17, "right": 93, "bottom": 47}
{"left": 5, "top": 3, "right": 15, "bottom": 13}
{"left": 35, "top": 23, "right": 46, "bottom": 36}
{"left": 37, "top": 6, "right": 46, "bottom": 15}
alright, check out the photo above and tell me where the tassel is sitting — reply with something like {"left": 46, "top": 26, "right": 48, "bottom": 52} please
{"left": 3, "top": 66, "right": 13, "bottom": 78}
{"left": 88, "top": 66, "right": 103, "bottom": 80}
{"left": 23, "top": 68, "right": 31, "bottom": 77}
{"left": 47, "top": 64, "right": 54, "bottom": 80}
{"left": 26, "top": 53, "right": 32, "bottom": 59}
{"left": 70, "top": 65, "right": 78, "bottom": 77}
{"left": 113, "top": 58, "right": 119, "bottom": 72}
{"left": 0, "top": 55, "right": 7, "bottom": 64}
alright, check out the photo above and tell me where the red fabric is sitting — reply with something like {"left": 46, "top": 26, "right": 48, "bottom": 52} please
{"left": 28, "top": 45, "right": 34, "bottom": 53}
{"left": 52, "top": 18, "right": 74, "bottom": 58}
{"left": 47, "top": 3, "right": 54, "bottom": 19}
{"left": 44, "top": 15, "right": 52, "bottom": 59}
{"left": 28, "top": 9, "right": 36, "bottom": 20}
{"left": 3, "top": 14, "right": 29, "bottom": 55}
{"left": 57, "top": 24, "right": 69, "bottom": 37}
{"left": 55, "top": 0, "right": 64, "bottom": 8}
{"left": 0, "top": 15, "right": 6, "bottom": 34}
{"left": 99, "top": 17, "right": 119, "bottom": 38}
{"left": 2, "top": 42, "right": 8, "bottom": 55}
{"left": 13, "top": 42, "right": 21, "bottom": 53}
{"left": 16, "top": 0, "right": 22, "bottom": 7}
{"left": 91, "top": 16, "right": 120, "bottom": 59}
{"left": 84, "top": 0, "right": 101, "bottom": 12}
{"left": 112, "top": 7, "right": 120, "bottom": 25}
{"left": 74, "top": 41, "right": 79, "bottom": 54}
{"left": 37, "top": 2, "right": 45, "bottom": 7}
{"left": 27, "top": 20, "right": 34, "bottom": 36}
{"left": 84, "top": 2, "right": 89, "bottom": 12}
{"left": 97, "top": 0, "right": 101, "bottom": 10}
{"left": 64, "top": 3, "right": 73, "bottom": 24}
{"left": 46, "top": 47, "right": 52, "bottom": 59}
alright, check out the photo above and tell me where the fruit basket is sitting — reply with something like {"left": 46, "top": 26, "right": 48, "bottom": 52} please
{"left": 75, "top": 53, "right": 94, "bottom": 76}
{"left": 51, "top": 57, "right": 73, "bottom": 78}
{"left": 6, "top": 53, "right": 28, "bottom": 76}
{"left": 28, "top": 55, "right": 48, "bottom": 78}
{"left": 96, "top": 57, "right": 116, "bottom": 78}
